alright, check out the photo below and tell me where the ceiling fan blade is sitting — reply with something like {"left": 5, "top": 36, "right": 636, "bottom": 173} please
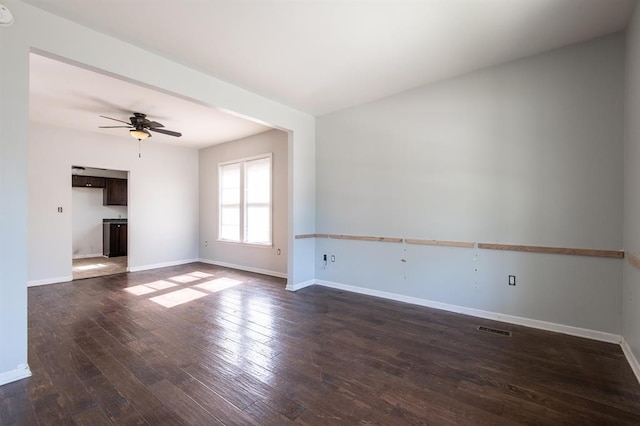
{"left": 99, "top": 125, "right": 133, "bottom": 128}
{"left": 149, "top": 128, "right": 182, "bottom": 137}
{"left": 100, "top": 115, "right": 132, "bottom": 125}
{"left": 146, "top": 121, "right": 164, "bottom": 128}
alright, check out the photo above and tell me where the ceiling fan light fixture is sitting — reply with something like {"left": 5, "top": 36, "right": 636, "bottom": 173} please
{"left": 130, "top": 129, "right": 150, "bottom": 140}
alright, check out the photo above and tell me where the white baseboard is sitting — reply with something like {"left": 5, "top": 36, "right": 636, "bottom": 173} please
{"left": 129, "top": 259, "right": 198, "bottom": 273}
{"left": 286, "top": 279, "right": 315, "bottom": 292}
{"left": 72, "top": 253, "right": 104, "bottom": 259}
{"left": 315, "top": 279, "right": 622, "bottom": 344}
{"left": 621, "top": 337, "right": 640, "bottom": 384}
{"left": 27, "top": 275, "right": 73, "bottom": 287}
{"left": 0, "top": 364, "right": 32, "bottom": 386}
{"left": 197, "top": 258, "right": 287, "bottom": 279}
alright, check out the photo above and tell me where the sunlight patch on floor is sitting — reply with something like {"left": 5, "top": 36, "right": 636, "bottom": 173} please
{"left": 124, "top": 284, "right": 157, "bottom": 296}
{"left": 146, "top": 280, "right": 177, "bottom": 290}
{"left": 124, "top": 272, "right": 243, "bottom": 308}
{"left": 74, "top": 263, "right": 107, "bottom": 271}
{"left": 150, "top": 288, "right": 208, "bottom": 308}
{"left": 189, "top": 271, "right": 215, "bottom": 278}
{"left": 169, "top": 274, "right": 201, "bottom": 284}
{"left": 194, "top": 277, "right": 242, "bottom": 293}
{"left": 125, "top": 280, "right": 178, "bottom": 296}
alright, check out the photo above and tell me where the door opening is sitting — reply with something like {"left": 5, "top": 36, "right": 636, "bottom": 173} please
{"left": 71, "top": 166, "right": 129, "bottom": 280}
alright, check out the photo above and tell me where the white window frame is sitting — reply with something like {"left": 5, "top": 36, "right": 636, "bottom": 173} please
{"left": 218, "top": 153, "right": 273, "bottom": 246}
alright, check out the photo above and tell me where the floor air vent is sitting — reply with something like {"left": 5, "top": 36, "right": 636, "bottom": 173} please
{"left": 477, "top": 325, "right": 512, "bottom": 337}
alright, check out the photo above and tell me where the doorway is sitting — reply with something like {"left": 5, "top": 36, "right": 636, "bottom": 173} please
{"left": 71, "top": 166, "right": 128, "bottom": 280}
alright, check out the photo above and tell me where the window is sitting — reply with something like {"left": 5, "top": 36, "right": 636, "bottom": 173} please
{"left": 219, "top": 154, "right": 272, "bottom": 245}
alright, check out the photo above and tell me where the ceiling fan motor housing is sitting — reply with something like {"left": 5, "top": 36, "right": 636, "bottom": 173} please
{"left": 132, "top": 112, "right": 146, "bottom": 124}
{"left": 99, "top": 112, "right": 182, "bottom": 138}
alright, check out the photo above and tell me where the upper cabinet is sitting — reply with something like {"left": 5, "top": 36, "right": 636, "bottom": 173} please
{"left": 71, "top": 175, "right": 106, "bottom": 188}
{"left": 104, "top": 178, "right": 128, "bottom": 206}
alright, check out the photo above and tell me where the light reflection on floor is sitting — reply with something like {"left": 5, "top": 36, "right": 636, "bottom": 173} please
{"left": 150, "top": 288, "right": 208, "bottom": 308}
{"left": 124, "top": 280, "right": 178, "bottom": 296}
{"left": 123, "top": 272, "right": 243, "bottom": 308}
{"left": 121, "top": 269, "right": 278, "bottom": 385}
{"left": 168, "top": 274, "right": 201, "bottom": 284}
{"left": 73, "top": 256, "right": 128, "bottom": 280}
{"left": 75, "top": 263, "right": 107, "bottom": 271}
{"left": 124, "top": 284, "right": 156, "bottom": 296}
{"left": 195, "top": 277, "right": 242, "bottom": 293}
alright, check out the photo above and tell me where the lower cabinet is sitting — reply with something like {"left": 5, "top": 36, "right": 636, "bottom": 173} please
{"left": 103, "top": 223, "right": 127, "bottom": 257}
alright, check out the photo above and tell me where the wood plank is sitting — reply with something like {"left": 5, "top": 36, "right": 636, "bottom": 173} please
{"left": 242, "top": 400, "right": 296, "bottom": 425}
{"left": 71, "top": 406, "right": 113, "bottom": 426}
{"left": 176, "top": 377, "right": 258, "bottom": 426}
{"left": 296, "top": 233, "right": 403, "bottom": 242}
{"left": 148, "top": 379, "right": 222, "bottom": 425}
{"left": 477, "top": 243, "right": 624, "bottom": 258}
{"left": 294, "top": 233, "right": 329, "bottom": 239}
{"left": 405, "top": 238, "right": 475, "bottom": 248}
{"left": 628, "top": 253, "right": 640, "bottom": 270}
{"left": 0, "top": 381, "right": 39, "bottom": 426}
{"left": 328, "top": 234, "right": 403, "bottom": 243}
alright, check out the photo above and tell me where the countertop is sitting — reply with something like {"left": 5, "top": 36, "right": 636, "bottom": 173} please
{"left": 103, "top": 218, "right": 128, "bottom": 224}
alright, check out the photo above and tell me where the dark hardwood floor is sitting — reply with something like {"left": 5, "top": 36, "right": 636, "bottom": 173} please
{"left": 1, "top": 262, "right": 639, "bottom": 425}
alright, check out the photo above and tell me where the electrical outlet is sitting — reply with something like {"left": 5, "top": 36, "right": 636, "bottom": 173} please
{"left": 331, "top": 255, "right": 335, "bottom": 262}
{"left": 508, "top": 275, "right": 516, "bottom": 286}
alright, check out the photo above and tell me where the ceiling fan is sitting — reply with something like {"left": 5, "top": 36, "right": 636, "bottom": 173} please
{"left": 99, "top": 112, "right": 182, "bottom": 140}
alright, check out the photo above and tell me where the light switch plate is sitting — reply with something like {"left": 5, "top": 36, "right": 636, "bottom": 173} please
{"left": 0, "top": 4, "right": 14, "bottom": 26}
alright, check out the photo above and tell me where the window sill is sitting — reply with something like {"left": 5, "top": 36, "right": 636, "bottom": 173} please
{"left": 216, "top": 239, "right": 273, "bottom": 248}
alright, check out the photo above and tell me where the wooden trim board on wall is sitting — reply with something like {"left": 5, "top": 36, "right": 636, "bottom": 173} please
{"left": 405, "top": 238, "right": 474, "bottom": 248}
{"left": 328, "top": 234, "right": 403, "bottom": 243}
{"left": 294, "top": 234, "right": 624, "bottom": 259}
{"left": 295, "top": 233, "right": 402, "bottom": 243}
{"left": 298, "top": 234, "right": 471, "bottom": 246}
{"left": 478, "top": 243, "right": 624, "bottom": 259}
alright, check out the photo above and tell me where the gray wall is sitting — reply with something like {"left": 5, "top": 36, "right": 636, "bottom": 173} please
{"left": 624, "top": 6, "right": 640, "bottom": 362}
{"left": 200, "top": 130, "right": 288, "bottom": 276}
{"left": 316, "top": 34, "right": 625, "bottom": 333}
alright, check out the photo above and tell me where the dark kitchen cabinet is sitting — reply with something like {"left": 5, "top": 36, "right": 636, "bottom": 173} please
{"left": 72, "top": 175, "right": 106, "bottom": 188}
{"left": 104, "top": 178, "right": 127, "bottom": 206}
{"left": 103, "top": 222, "right": 127, "bottom": 257}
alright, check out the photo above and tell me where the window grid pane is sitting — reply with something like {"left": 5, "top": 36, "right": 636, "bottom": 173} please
{"left": 244, "top": 157, "right": 271, "bottom": 245}
{"left": 219, "top": 163, "right": 242, "bottom": 242}
{"left": 219, "top": 156, "right": 271, "bottom": 245}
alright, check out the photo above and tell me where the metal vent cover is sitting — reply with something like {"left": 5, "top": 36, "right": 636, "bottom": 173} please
{"left": 477, "top": 325, "right": 512, "bottom": 337}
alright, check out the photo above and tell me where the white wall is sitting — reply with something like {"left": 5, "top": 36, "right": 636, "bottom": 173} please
{"left": 316, "top": 34, "right": 625, "bottom": 334}
{"left": 0, "top": 0, "right": 315, "bottom": 384}
{"left": 624, "top": 4, "right": 640, "bottom": 369}
{"left": 72, "top": 187, "right": 127, "bottom": 258}
{"left": 200, "top": 130, "right": 288, "bottom": 276}
{"left": 29, "top": 122, "right": 199, "bottom": 282}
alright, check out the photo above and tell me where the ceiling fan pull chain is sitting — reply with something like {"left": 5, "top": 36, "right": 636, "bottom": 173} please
{"left": 139, "top": 139, "right": 141, "bottom": 158}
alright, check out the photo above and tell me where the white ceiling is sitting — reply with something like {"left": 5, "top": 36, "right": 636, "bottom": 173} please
{"left": 22, "top": 0, "right": 635, "bottom": 116}
{"left": 29, "top": 53, "right": 273, "bottom": 149}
